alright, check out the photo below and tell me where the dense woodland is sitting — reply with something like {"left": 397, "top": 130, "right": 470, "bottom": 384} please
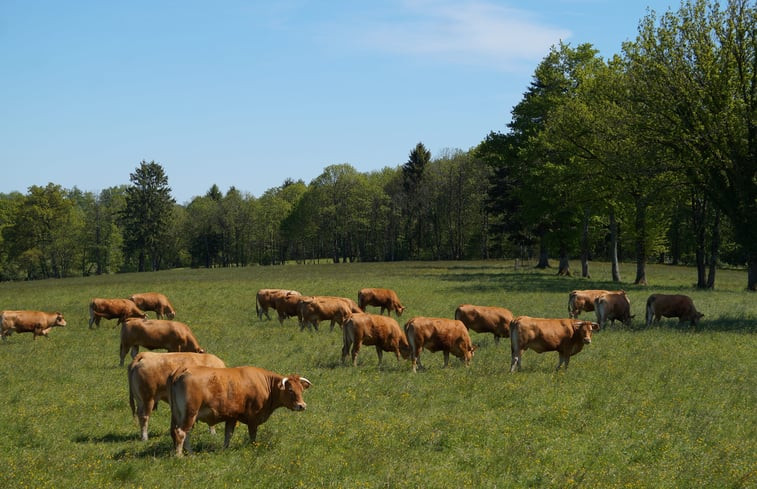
{"left": 1, "top": 0, "right": 755, "bottom": 289}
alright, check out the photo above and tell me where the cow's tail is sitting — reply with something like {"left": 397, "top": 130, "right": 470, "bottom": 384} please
{"left": 509, "top": 317, "right": 521, "bottom": 372}
{"left": 167, "top": 367, "right": 189, "bottom": 427}
{"left": 645, "top": 295, "right": 656, "bottom": 326}
{"left": 127, "top": 360, "right": 138, "bottom": 418}
{"left": 568, "top": 291, "right": 576, "bottom": 318}
{"left": 255, "top": 293, "right": 261, "bottom": 320}
{"left": 88, "top": 299, "right": 95, "bottom": 329}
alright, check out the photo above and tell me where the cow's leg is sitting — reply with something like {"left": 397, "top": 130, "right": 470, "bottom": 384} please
{"left": 247, "top": 423, "right": 259, "bottom": 443}
{"left": 351, "top": 341, "right": 361, "bottom": 367}
{"left": 278, "top": 312, "right": 286, "bottom": 326}
{"left": 443, "top": 351, "right": 450, "bottom": 368}
{"left": 224, "top": 420, "right": 238, "bottom": 448}
{"left": 138, "top": 398, "right": 152, "bottom": 441}
{"left": 375, "top": 347, "right": 383, "bottom": 366}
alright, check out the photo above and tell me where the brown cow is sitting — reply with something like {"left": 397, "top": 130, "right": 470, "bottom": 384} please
{"left": 594, "top": 292, "right": 634, "bottom": 328}
{"left": 646, "top": 294, "right": 704, "bottom": 327}
{"left": 509, "top": 316, "right": 600, "bottom": 372}
{"left": 256, "top": 288, "right": 300, "bottom": 321}
{"left": 119, "top": 318, "right": 205, "bottom": 366}
{"left": 404, "top": 317, "right": 477, "bottom": 373}
{"left": 454, "top": 304, "right": 514, "bottom": 344}
{"left": 298, "top": 296, "right": 359, "bottom": 331}
{"left": 342, "top": 312, "right": 411, "bottom": 366}
{"left": 129, "top": 292, "right": 176, "bottom": 320}
{"left": 357, "top": 288, "right": 406, "bottom": 317}
{"left": 89, "top": 298, "right": 147, "bottom": 329}
{"left": 0, "top": 310, "right": 67, "bottom": 341}
{"left": 273, "top": 291, "right": 304, "bottom": 326}
{"left": 128, "top": 351, "right": 226, "bottom": 441}
{"left": 568, "top": 290, "right": 625, "bottom": 318}
{"left": 168, "top": 365, "right": 311, "bottom": 456}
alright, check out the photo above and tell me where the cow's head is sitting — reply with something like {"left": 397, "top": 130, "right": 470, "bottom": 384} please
{"left": 692, "top": 311, "right": 705, "bottom": 325}
{"left": 575, "top": 321, "right": 600, "bottom": 344}
{"left": 395, "top": 305, "right": 406, "bottom": 317}
{"left": 280, "top": 376, "right": 311, "bottom": 412}
{"left": 166, "top": 308, "right": 176, "bottom": 320}
{"left": 55, "top": 313, "right": 67, "bottom": 327}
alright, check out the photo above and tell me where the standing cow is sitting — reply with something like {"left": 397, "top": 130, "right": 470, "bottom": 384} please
{"left": 256, "top": 289, "right": 300, "bottom": 321}
{"left": 357, "top": 288, "right": 406, "bottom": 317}
{"left": 509, "top": 316, "right": 600, "bottom": 372}
{"left": 594, "top": 291, "right": 633, "bottom": 328}
{"left": 129, "top": 292, "right": 176, "bottom": 320}
{"left": 646, "top": 294, "right": 704, "bottom": 327}
{"left": 273, "top": 291, "right": 304, "bottom": 326}
{"left": 342, "top": 312, "right": 411, "bottom": 366}
{"left": 89, "top": 298, "right": 147, "bottom": 328}
{"left": 568, "top": 290, "right": 625, "bottom": 318}
{"left": 168, "top": 365, "right": 311, "bottom": 456}
{"left": 1, "top": 310, "right": 67, "bottom": 341}
{"left": 298, "top": 296, "right": 358, "bottom": 331}
{"left": 119, "top": 318, "right": 205, "bottom": 366}
{"left": 404, "top": 317, "right": 477, "bottom": 373}
{"left": 128, "top": 351, "right": 226, "bottom": 441}
{"left": 454, "top": 304, "right": 514, "bottom": 344}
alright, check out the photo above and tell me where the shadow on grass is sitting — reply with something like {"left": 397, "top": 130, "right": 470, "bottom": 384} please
{"left": 600, "top": 316, "right": 756, "bottom": 333}
{"left": 74, "top": 432, "right": 135, "bottom": 444}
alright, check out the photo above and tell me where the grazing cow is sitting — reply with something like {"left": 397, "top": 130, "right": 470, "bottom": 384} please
{"left": 119, "top": 318, "right": 205, "bottom": 366}
{"left": 342, "top": 312, "right": 411, "bottom": 366}
{"left": 0, "top": 310, "right": 67, "bottom": 341}
{"left": 646, "top": 294, "right": 704, "bottom": 327}
{"left": 89, "top": 298, "right": 147, "bottom": 329}
{"left": 454, "top": 304, "right": 514, "bottom": 344}
{"left": 404, "top": 317, "right": 477, "bottom": 373}
{"left": 568, "top": 290, "right": 625, "bottom": 318}
{"left": 168, "top": 365, "right": 311, "bottom": 456}
{"left": 129, "top": 292, "right": 176, "bottom": 320}
{"left": 509, "top": 316, "right": 600, "bottom": 372}
{"left": 256, "top": 289, "right": 300, "bottom": 321}
{"left": 298, "top": 296, "right": 359, "bottom": 331}
{"left": 128, "top": 351, "right": 226, "bottom": 441}
{"left": 357, "top": 288, "right": 406, "bottom": 317}
{"left": 273, "top": 291, "right": 304, "bottom": 326}
{"left": 594, "top": 292, "right": 634, "bottom": 328}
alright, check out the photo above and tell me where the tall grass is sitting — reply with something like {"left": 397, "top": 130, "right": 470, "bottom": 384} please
{"left": 0, "top": 261, "right": 754, "bottom": 488}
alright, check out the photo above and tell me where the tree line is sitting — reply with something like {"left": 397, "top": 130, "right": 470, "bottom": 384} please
{"left": 1, "top": 0, "right": 755, "bottom": 289}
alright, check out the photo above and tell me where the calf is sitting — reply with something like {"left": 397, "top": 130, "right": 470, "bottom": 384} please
{"left": 357, "top": 288, "right": 406, "bottom": 317}
{"left": 89, "top": 298, "right": 147, "bottom": 329}
{"left": 454, "top": 304, "right": 514, "bottom": 344}
{"left": 646, "top": 294, "right": 704, "bottom": 327}
{"left": 510, "top": 316, "right": 599, "bottom": 372}
{"left": 342, "top": 312, "right": 411, "bottom": 366}
{"left": 129, "top": 292, "right": 176, "bottom": 320}
{"left": 1, "top": 310, "right": 67, "bottom": 341}
{"left": 119, "top": 318, "right": 205, "bottom": 366}
{"left": 168, "top": 365, "right": 311, "bottom": 456}
{"left": 404, "top": 317, "right": 477, "bottom": 373}
{"left": 594, "top": 292, "right": 633, "bottom": 328}
{"left": 128, "top": 351, "right": 226, "bottom": 441}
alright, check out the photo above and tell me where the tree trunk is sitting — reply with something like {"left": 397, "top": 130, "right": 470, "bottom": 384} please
{"left": 692, "top": 195, "right": 707, "bottom": 289}
{"left": 706, "top": 210, "right": 720, "bottom": 289}
{"left": 609, "top": 208, "right": 621, "bottom": 282}
{"left": 557, "top": 249, "right": 571, "bottom": 276}
{"left": 749, "top": 255, "right": 757, "bottom": 291}
{"left": 633, "top": 199, "right": 647, "bottom": 286}
{"left": 581, "top": 207, "right": 590, "bottom": 278}
{"left": 535, "top": 234, "right": 550, "bottom": 269}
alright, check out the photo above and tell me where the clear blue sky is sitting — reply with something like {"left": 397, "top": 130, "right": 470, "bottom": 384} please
{"left": 1, "top": 0, "right": 677, "bottom": 204}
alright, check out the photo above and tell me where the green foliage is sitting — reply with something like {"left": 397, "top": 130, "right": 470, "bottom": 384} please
{"left": 0, "top": 262, "right": 754, "bottom": 488}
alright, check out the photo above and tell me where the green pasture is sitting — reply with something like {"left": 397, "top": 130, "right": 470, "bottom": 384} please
{"left": 0, "top": 261, "right": 754, "bottom": 488}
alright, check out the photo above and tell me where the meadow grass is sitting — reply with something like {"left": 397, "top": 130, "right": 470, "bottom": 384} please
{"left": 0, "top": 261, "right": 754, "bottom": 488}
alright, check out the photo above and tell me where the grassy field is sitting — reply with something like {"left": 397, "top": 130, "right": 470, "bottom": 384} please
{"left": 0, "top": 261, "right": 754, "bottom": 488}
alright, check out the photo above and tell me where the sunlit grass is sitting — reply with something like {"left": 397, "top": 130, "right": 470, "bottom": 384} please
{"left": 0, "top": 261, "right": 754, "bottom": 488}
